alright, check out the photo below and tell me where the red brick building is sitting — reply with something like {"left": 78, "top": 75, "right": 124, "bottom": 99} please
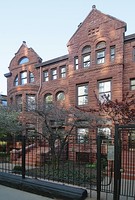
{"left": 4, "top": 6, "right": 135, "bottom": 156}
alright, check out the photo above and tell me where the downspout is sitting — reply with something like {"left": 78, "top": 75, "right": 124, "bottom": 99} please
{"left": 36, "top": 66, "right": 42, "bottom": 134}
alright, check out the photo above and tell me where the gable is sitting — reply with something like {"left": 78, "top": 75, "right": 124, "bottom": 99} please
{"left": 67, "top": 6, "right": 127, "bottom": 48}
{"left": 8, "top": 41, "right": 42, "bottom": 70}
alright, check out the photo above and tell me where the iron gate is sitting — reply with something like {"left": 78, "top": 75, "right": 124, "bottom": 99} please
{"left": 97, "top": 124, "right": 135, "bottom": 200}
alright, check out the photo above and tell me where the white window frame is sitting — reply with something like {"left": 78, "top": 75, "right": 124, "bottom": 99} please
{"left": 77, "top": 128, "right": 89, "bottom": 143}
{"left": 43, "top": 71, "right": 49, "bottom": 82}
{"left": 77, "top": 84, "right": 88, "bottom": 106}
{"left": 98, "top": 80, "right": 111, "bottom": 102}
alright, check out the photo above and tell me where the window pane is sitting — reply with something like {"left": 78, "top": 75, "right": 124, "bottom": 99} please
{"left": 19, "top": 57, "right": 29, "bottom": 65}
{"left": 98, "top": 127, "right": 111, "bottom": 139}
{"left": 20, "top": 71, "right": 27, "bottom": 85}
{"left": 74, "top": 57, "right": 79, "bottom": 70}
{"left": 29, "top": 72, "right": 34, "bottom": 83}
{"left": 78, "top": 85, "right": 88, "bottom": 96}
{"left": 51, "top": 69, "right": 57, "bottom": 80}
{"left": 44, "top": 71, "right": 49, "bottom": 82}
{"left": 45, "top": 94, "right": 53, "bottom": 104}
{"left": 83, "top": 54, "right": 90, "bottom": 67}
{"left": 110, "top": 46, "right": 115, "bottom": 61}
{"left": 60, "top": 66, "right": 66, "bottom": 78}
{"left": 21, "top": 71, "right": 27, "bottom": 78}
{"left": 52, "top": 69, "right": 56, "bottom": 75}
{"left": 21, "top": 78, "right": 27, "bottom": 85}
{"left": 14, "top": 75, "right": 18, "bottom": 86}
{"left": 27, "top": 95, "right": 36, "bottom": 111}
{"left": 78, "top": 96, "right": 88, "bottom": 105}
{"left": 16, "top": 95, "right": 22, "bottom": 111}
{"left": 77, "top": 128, "right": 89, "bottom": 143}
{"left": 111, "top": 47, "right": 115, "bottom": 55}
{"left": 96, "top": 42, "right": 106, "bottom": 49}
{"left": 97, "top": 51, "right": 105, "bottom": 58}
{"left": 131, "top": 79, "right": 135, "bottom": 90}
{"left": 99, "top": 81, "right": 111, "bottom": 93}
{"left": 57, "top": 92, "right": 65, "bottom": 101}
{"left": 82, "top": 46, "right": 91, "bottom": 54}
{"left": 99, "top": 92, "right": 111, "bottom": 101}
{"left": 97, "top": 50, "right": 105, "bottom": 64}
{"left": 1, "top": 100, "right": 7, "bottom": 106}
{"left": 131, "top": 79, "right": 135, "bottom": 85}
{"left": 99, "top": 80, "right": 111, "bottom": 102}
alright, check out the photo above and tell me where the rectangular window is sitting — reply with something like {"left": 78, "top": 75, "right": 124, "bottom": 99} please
{"left": 133, "top": 47, "right": 135, "bottom": 61}
{"left": 20, "top": 71, "right": 27, "bottom": 85}
{"left": 98, "top": 127, "right": 111, "bottom": 139}
{"left": 26, "top": 94, "right": 36, "bottom": 111}
{"left": 77, "top": 84, "right": 88, "bottom": 106}
{"left": 97, "top": 50, "right": 105, "bottom": 64}
{"left": 77, "top": 128, "right": 89, "bottom": 143}
{"left": 16, "top": 95, "right": 22, "bottom": 111}
{"left": 29, "top": 72, "right": 34, "bottom": 83}
{"left": 51, "top": 68, "right": 57, "bottom": 80}
{"left": 60, "top": 66, "right": 66, "bottom": 78}
{"left": 43, "top": 71, "right": 49, "bottom": 82}
{"left": 98, "top": 80, "right": 111, "bottom": 102}
{"left": 26, "top": 124, "right": 36, "bottom": 137}
{"left": 1, "top": 100, "right": 7, "bottom": 106}
{"left": 110, "top": 46, "right": 115, "bottom": 61}
{"left": 74, "top": 56, "right": 79, "bottom": 70}
{"left": 83, "top": 54, "right": 90, "bottom": 68}
{"left": 130, "top": 79, "right": 135, "bottom": 90}
{"left": 14, "top": 76, "right": 18, "bottom": 86}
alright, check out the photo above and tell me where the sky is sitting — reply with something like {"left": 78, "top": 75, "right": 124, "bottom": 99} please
{"left": 0, "top": 0, "right": 135, "bottom": 95}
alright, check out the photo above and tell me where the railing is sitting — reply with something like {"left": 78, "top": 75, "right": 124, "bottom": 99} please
{"left": 0, "top": 132, "right": 135, "bottom": 200}
{"left": 0, "top": 135, "right": 98, "bottom": 191}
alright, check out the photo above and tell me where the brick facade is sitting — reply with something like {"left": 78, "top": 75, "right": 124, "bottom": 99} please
{"left": 4, "top": 6, "right": 135, "bottom": 162}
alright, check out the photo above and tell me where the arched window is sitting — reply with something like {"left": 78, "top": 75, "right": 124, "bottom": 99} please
{"left": 14, "top": 75, "right": 18, "bottom": 86}
{"left": 18, "top": 57, "right": 29, "bottom": 65}
{"left": 56, "top": 91, "right": 65, "bottom": 101}
{"left": 82, "top": 45, "right": 91, "bottom": 68}
{"left": 96, "top": 41, "right": 106, "bottom": 49}
{"left": 44, "top": 93, "right": 53, "bottom": 107}
{"left": 96, "top": 41, "right": 106, "bottom": 64}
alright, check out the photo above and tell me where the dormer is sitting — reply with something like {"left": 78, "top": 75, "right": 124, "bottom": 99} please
{"left": 8, "top": 41, "right": 42, "bottom": 71}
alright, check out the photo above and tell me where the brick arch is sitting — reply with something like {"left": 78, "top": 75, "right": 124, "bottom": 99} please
{"left": 78, "top": 41, "right": 93, "bottom": 55}
{"left": 93, "top": 36, "right": 111, "bottom": 47}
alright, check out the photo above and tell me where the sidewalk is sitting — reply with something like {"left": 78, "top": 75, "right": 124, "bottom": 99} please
{"left": 0, "top": 184, "right": 96, "bottom": 200}
{"left": 0, "top": 184, "right": 53, "bottom": 200}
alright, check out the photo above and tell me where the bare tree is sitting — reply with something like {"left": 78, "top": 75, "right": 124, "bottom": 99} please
{"left": 31, "top": 103, "right": 106, "bottom": 168}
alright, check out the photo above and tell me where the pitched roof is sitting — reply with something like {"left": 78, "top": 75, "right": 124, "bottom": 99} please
{"left": 35, "top": 54, "right": 68, "bottom": 68}
{"left": 124, "top": 33, "right": 135, "bottom": 42}
{"left": 67, "top": 5, "right": 127, "bottom": 46}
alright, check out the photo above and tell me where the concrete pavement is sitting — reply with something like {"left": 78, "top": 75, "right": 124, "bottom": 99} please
{"left": 0, "top": 184, "right": 54, "bottom": 200}
{"left": 0, "top": 184, "right": 97, "bottom": 200}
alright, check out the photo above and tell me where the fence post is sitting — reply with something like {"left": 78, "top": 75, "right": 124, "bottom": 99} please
{"left": 97, "top": 134, "right": 101, "bottom": 200}
{"left": 113, "top": 124, "right": 121, "bottom": 200}
{"left": 22, "top": 135, "right": 26, "bottom": 179}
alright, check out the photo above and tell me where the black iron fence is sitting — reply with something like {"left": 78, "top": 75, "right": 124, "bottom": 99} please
{"left": 0, "top": 129, "right": 135, "bottom": 200}
{"left": 0, "top": 135, "right": 98, "bottom": 189}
